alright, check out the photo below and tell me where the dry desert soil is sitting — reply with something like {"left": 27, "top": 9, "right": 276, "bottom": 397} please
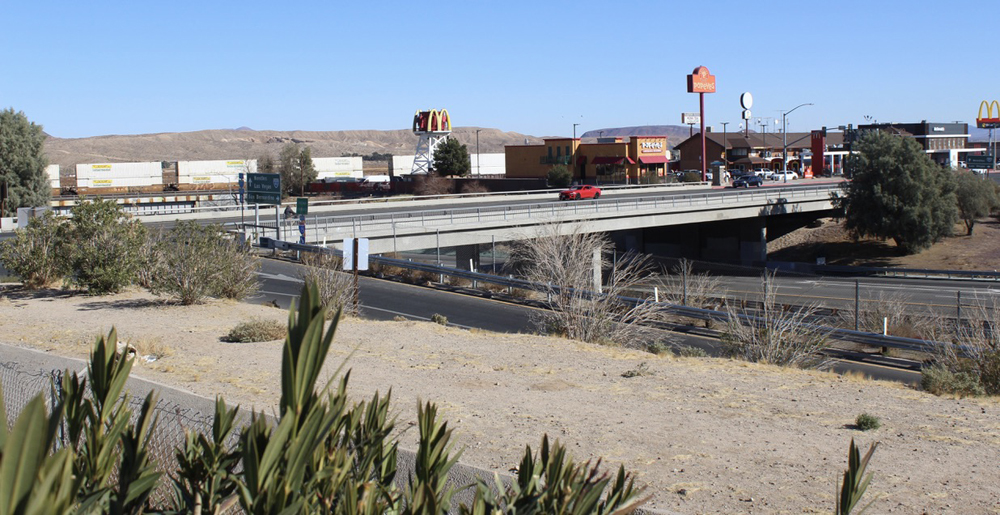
{"left": 2, "top": 218, "right": 1000, "bottom": 514}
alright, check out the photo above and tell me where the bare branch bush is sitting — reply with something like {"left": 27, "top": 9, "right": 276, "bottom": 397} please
{"left": 653, "top": 259, "right": 726, "bottom": 326}
{"left": 510, "top": 224, "right": 668, "bottom": 349}
{"left": 298, "top": 252, "right": 356, "bottom": 317}
{"left": 723, "top": 271, "right": 832, "bottom": 368}
{"left": 839, "top": 289, "right": 936, "bottom": 340}
{"left": 922, "top": 296, "right": 1000, "bottom": 395}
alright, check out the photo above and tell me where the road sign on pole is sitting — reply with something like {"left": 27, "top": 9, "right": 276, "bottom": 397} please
{"left": 966, "top": 154, "right": 993, "bottom": 168}
{"left": 246, "top": 173, "right": 281, "bottom": 205}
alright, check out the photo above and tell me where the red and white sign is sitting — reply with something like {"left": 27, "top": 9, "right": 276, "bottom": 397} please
{"left": 687, "top": 66, "right": 716, "bottom": 94}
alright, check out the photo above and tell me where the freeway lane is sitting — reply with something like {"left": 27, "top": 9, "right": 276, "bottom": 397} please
{"left": 256, "top": 258, "right": 537, "bottom": 333}
{"left": 255, "top": 258, "right": 921, "bottom": 384}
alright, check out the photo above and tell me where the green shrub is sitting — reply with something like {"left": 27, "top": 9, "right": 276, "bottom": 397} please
{"left": 547, "top": 164, "right": 572, "bottom": 188}
{"left": 147, "top": 221, "right": 259, "bottom": 304}
{"left": 920, "top": 364, "right": 985, "bottom": 397}
{"left": 224, "top": 318, "right": 286, "bottom": 343}
{"left": 622, "top": 362, "right": 653, "bottom": 378}
{"left": 675, "top": 345, "right": 709, "bottom": 358}
{"left": 0, "top": 210, "right": 68, "bottom": 288}
{"left": 854, "top": 413, "right": 881, "bottom": 431}
{"left": 61, "top": 198, "right": 148, "bottom": 294}
{"left": 680, "top": 171, "right": 702, "bottom": 183}
{"left": 645, "top": 342, "right": 669, "bottom": 355}
{"left": 431, "top": 313, "right": 448, "bottom": 325}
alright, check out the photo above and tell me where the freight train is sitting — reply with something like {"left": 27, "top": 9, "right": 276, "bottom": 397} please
{"left": 49, "top": 157, "right": 365, "bottom": 196}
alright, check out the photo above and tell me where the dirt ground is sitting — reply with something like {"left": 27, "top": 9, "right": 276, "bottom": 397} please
{"left": 2, "top": 282, "right": 999, "bottom": 514}
{"left": 768, "top": 216, "right": 1000, "bottom": 271}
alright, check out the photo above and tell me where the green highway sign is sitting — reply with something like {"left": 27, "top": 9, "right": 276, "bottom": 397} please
{"left": 296, "top": 197, "right": 308, "bottom": 215}
{"left": 966, "top": 155, "right": 994, "bottom": 168}
{"left": 246, "top": 173, "right": 281, "bottom": 205}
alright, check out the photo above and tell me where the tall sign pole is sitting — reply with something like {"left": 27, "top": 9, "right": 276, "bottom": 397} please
{"left": 687, "top": 66, "right": 716, "bottom": 182}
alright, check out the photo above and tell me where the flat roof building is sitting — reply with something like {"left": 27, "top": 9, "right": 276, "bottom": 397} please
{"left": 505, "top": 135, "right": 671, "bottom": 184}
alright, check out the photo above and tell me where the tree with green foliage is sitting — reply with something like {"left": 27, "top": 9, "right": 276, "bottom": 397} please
{"left": 147, "top": 221, "right": 260, "bottom": 304}
{"left": 60, "top": 198, "right": 148, "bottom": 294}
{"left": 431, "top": 138, "right": 471, "bottom": 177}
{"left": 547, "top": 164, "right": 573, "bottom": 188}
{"left": 0, "top": 210, "right": 67, "bottom": 288}
{"left": 954, "top": 170, "right": 999, "bottom": 235}
{"left": 257, "top": 152, "right": 276, "bottom": 174}
{"left": 836, "top": 130, "right": 957, "bottom": 254}
{"left": 0, "top": 108, "right": 50, "bottom": 215}
{"left": 277, "top": 143, "right": 316, "bottom": 196}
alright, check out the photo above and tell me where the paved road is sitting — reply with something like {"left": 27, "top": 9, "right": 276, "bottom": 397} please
{"left": 256, "top": 258, "right": 922, "bottom": 385}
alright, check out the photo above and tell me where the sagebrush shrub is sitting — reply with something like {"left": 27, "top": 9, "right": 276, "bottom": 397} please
{"left": 61, "top": 199, "right": 147, "bottom": 294}
{"left": 225, "top": 318, "right": 285, "bottom": 343}
{"left": 0, "top": 210, "right": 67, "bottom": 288}
{"left": 855, "top": 413, "right": 881, "bottom": 431}
{"left": 920, "top": 364, "right": 985, "bottom": 397}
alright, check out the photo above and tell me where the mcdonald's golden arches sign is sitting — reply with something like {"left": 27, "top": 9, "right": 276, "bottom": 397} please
{"left": 977, "top": 100, "right": 1000, "bottom": 128}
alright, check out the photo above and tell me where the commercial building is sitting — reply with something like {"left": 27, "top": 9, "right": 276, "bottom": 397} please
{"left": 505, "top": 136, "right": 671, "bottom": 184}
{"left": 854, "top": 121, "right": 974, "bottom": 168}
{"left": 675, "top": 131, "right": 845, "bottom": 175}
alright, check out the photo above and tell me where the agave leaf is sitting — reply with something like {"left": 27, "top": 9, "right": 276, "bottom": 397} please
{"left": 0, "top": 396, "right": 49, "bottom": 515}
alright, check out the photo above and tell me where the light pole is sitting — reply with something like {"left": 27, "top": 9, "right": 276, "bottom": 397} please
{"left": 720, "top": 121, "right": 729, "bottom": 172}
{"left": 475, "top": 129, "right": 481, "bottom": 176}
{"left": 573, "top": 123, "right": 580, "bottom": 140}
{"left": 781, "top": 103, "right": 814, "bottom": 182}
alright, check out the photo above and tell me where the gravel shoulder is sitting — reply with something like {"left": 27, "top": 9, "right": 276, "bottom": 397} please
{"left": 2, "top": 287, "right": 998, "bottom": 514}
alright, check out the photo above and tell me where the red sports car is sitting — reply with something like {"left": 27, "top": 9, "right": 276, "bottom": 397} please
{"left": 559, "top": 185, "right": 602, "bottom": 200}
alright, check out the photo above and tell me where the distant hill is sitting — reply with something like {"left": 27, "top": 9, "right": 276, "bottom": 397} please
{"left": 43, "top": 128, "right": 545, "bottom": 168}
{"left": 581, "top": 125, "right": 707, "bottom": 147}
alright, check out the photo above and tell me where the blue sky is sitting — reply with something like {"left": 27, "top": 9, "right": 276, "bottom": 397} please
{"left": 1, "top": 0, "right": 995, "bottom": 139}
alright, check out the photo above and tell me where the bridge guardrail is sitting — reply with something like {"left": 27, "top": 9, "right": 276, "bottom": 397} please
{"left": 249, "top": 184, "right": 842, "bottom": 242}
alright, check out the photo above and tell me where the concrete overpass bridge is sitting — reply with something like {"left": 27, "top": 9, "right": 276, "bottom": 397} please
{"left": 249, "top": 183, "right": 841, "bottom": 268}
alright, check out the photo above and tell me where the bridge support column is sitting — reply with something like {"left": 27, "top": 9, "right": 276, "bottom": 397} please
{"left": 738, "top": 218, "right": 767, "bottom": 266}
{"left": 456, "top": 244, "right": 481, "bottom": 271}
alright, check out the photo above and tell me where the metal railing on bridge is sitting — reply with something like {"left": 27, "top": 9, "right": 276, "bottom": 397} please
{"left": 248, "top": 184, "right": 841, "bottom": 243}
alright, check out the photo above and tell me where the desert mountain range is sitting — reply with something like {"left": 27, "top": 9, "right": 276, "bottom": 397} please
{"left": 43, "top": 124, "right": 992, "bottom": 168}
{"left": 42, "top": 125, "right": 698, "bottom": 168}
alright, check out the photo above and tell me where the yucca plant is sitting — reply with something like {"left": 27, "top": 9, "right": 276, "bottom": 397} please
{"left": 461, "top": 435, "right": 648, "bottom": 515}
{"left": 0, "top": 391, "right": 79, "bottom": 515}
{"left": 837, "top": 439, "right": 879, "bottom": 515}
{"left": 59, "top": 329, "right": 162, "bottom": 514}
{"left": 169, "top": 397, "right": 241, "bottom": 515}
{"left": 0, "top": 329, "right": 160, "bottom": 515}
{"left": 235, "top": 282, "right": 405, "bottom": 514}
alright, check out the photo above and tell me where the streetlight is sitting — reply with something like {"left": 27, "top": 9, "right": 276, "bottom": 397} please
{"left": 781, "top": 103, "right": 814, "bottom": 182}
{"left": 475, "top": 129, "right": 482, "bottom": 176}
{"left": 720, "top": 121, "right": 730, "bottom": 172}
{"left": 573, "top": 123, "right": 580, "bottom": 140}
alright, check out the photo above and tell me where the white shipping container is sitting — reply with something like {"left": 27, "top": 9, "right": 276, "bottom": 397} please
{"left": 75, "top": 162, "right": 163, "bottom": 189}
{"left": 388, "top": 153, "right": 506, "bottom": 176}
{"left": 389, "top": 155, "right": 416, "bottom": 176}
{"left": 313, "top": 156, "right": 363, "bottom": 181}
{"left": 46, "top": 164, "right": 60, "bottom": 188}
{"left": 177, "top": 159, "right": 256, "bottom": 185}
{"left": 470, "top": 153, "right": 506, "bottom": 176}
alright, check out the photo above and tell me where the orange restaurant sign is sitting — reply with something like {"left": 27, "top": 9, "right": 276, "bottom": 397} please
{"left": 687, "top": 66, "right": 716, "bottom": 94}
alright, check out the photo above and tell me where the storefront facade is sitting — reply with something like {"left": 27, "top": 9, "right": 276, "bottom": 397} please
{"left": 505, "top": 135, "right": 669, "bottom": 184}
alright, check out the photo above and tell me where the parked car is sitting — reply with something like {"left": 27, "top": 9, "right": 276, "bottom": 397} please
{"left": 732, "top": 174, "right": 763, "bottom": 188}
{"left": 752, "top": 169, "right": 771, "bottom": 178}
{"left": 559, "top": 184, "right": 602, "bottom": 200}
{"left": 770, "top": 170, "right": 799, "bottom": 181}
